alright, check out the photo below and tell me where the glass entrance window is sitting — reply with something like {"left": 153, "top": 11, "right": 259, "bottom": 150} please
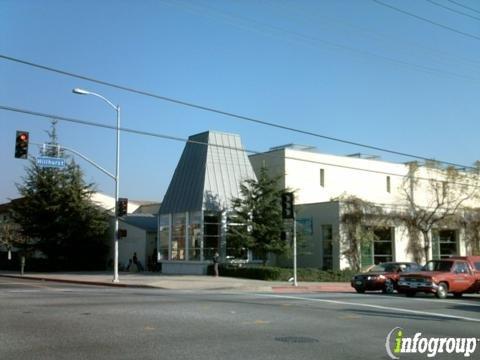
{"left": 172, "top": 213, "right": 186, "bottom": 260}
{"left": 188, "top": 211, "right": 202, "bottom": 261}
{"left": 361, "top": 227, "right": 393, "bottom": 267}
{"left": 372, "top": 228, "right": 393, "bottom": 264}
{"left": 432, "top": 229, "right": 457, "bottom": 259}
{"left": 204, "top": 211, "right": 221, "bottom": 260}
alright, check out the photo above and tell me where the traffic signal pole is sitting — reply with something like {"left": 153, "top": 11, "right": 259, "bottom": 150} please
{"left": 281, "top": 192, "right": 297, "bottom": 287}
{"left": 113, "top": 105, "right": 120, "bottom": 283}
{"left": 293, "top": 211, "right": 298, "bottom": 287}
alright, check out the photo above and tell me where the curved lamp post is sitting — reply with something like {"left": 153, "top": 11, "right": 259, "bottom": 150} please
{"left": 73, "top": 88, "right": 121, "bottom": 283}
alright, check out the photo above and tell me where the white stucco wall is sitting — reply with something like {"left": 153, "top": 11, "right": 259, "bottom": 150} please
{"left": 118, "top": 222, "right": 147, "bottom": 269}
{"left": 250, "top": 148, "right": 480, "bottom": 210}
{"left": 250, "top": 147, "right": 478, "bottom": 270}
{"left": 91, "top": 192, "right": 143, "bottom": 214}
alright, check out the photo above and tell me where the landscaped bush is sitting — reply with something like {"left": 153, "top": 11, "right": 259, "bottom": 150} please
{"left": 207, "top": 264, "right": 355, "bottom": 282}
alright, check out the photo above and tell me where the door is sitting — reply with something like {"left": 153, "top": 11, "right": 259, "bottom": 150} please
{"left": 451, "top": 262, "right": 476, "bottom": 293}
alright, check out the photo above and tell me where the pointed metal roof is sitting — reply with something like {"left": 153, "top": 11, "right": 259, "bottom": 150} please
{"left": 160, "top": 131, "right": 256, "bottom": 214}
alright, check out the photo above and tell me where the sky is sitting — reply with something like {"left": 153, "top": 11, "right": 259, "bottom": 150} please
{"left": 1, "top": 0, "right": 479, "bottom": 203}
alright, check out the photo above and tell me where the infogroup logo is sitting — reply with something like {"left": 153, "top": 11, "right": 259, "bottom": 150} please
{"left": 385, "top": 327, "right": 478, "bottom": 359}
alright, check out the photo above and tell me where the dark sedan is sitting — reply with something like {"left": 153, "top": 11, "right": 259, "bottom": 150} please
{"left": 351, "top": 262, "right": 422, "bottom": 294}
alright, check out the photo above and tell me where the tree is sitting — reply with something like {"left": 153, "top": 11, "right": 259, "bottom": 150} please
{"left": 10, "top": 122, "right": 110, "bottom": 270}
{"left": 398, "top": 161, "right": 480, "bottom": 262}
{"left": 228, "top": 167, "right": 289, "bottom": 265}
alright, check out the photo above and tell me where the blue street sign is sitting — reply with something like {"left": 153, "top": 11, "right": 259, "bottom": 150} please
{"left": 36, "top": 156, "right": 66, "bottom": 169}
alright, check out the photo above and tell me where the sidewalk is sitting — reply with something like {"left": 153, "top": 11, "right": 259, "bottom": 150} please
{"left": 0, "top": 271, "right": 353, "bottom": 293}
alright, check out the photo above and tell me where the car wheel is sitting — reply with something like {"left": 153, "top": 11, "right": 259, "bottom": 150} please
{"left": 355, "top": 288, "right": 365, "bottom": 294}
{"left": 382, "top": 280, "right": 394, "bottom": 294}
{"left": 436, "top": 282, "right": 448, "bottom": 299}
{"left": 406, "top": 291, "right": 416, "bottom": 297}
{"left": 453, "top": 292, "right": 463, "bottom": 298}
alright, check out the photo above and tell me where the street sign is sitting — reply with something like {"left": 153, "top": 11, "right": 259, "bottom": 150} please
{"left": 36, "top": 156, "right": 66, "bottom": 169}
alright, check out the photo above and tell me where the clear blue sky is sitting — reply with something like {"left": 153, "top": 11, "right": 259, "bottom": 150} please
{"left": 1, "top": 0, "right": 479, "bottom": 203}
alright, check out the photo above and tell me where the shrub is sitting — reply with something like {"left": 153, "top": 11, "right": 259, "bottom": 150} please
{"left": 207, "top": 264, "right": 354, "bottom": 282}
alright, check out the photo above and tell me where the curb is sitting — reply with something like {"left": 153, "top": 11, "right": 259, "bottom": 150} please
{"left": 272, "top": 285, "right": 354, "bottom": 293}
{"left": 0, "top": 274, "right": 268, "bottom": 292}
{"left": 0, "top": 274, "right": 161, "bottom": 289}
{"left": 0, "top": 274, "right": 353, "bottom": 293}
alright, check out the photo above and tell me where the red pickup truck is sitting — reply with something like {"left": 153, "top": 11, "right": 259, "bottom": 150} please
{"left": 397, "top": 256, "right": 480, "bottom": 299}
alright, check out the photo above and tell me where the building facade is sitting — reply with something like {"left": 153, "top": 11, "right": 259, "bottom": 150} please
{"left": 250, "top": 145, "right": 480, "bottom": 270}
{"left": 158, "top": 131, "right": 257, "bottom": 274}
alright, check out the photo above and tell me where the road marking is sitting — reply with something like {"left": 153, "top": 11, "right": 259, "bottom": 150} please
{"left": 254, "top": 294, "right": 480, "bottom": 323}
{"left": 393, "top": 296, "right": 480, "bottom": 308}
{"left": 339, "top": 314, "right": 362, "bottom": 320}
{"left": 359, "top": 293, "right": 480, "bottom": 308}
{"left": 241, "top": 320, "right": 271, "bottom": 325}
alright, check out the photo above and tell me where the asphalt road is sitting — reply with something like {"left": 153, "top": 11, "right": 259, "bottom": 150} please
{"left": 1, "top": 277, "right": 479, "bottom": 360}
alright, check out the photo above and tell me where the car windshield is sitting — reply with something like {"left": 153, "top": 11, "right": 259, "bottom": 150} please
{"left": 369, "top": 263, "right": 397, "bottom": 272}
{"left": 424, "top": 261, "right": 453, "bottom": 272}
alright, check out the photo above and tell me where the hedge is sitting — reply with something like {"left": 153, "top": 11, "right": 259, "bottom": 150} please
{"left": 208, "top": 264, "right": 355, "bottom": 282}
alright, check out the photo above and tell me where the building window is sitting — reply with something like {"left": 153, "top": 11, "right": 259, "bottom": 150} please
{"left": 297, "top": 218, "right": 313, "bottom": 236}
{"left": 188, "top": 211, "right": 202, "bottom": 261}
{"left": 320, "top": 169, "right": 325, "bottom": 187}
{"left": 386, "top": 176, "right": 391, "bottom": 193}
{"left": 361, "top": 227, "right": 393, "bottom": 267}
{"left": 204, "top": 211, "right": 221, "bottom": 260}
{"left": 159, "top": 215, "right": 170, "bottom": 260}
{"left": 171, "top": 213, "right": 186, "bottom": 260}
{"left": 322, "top": 225, "right": 333, "bottom": 270}
{"left": 432, "top": 229, "right": 457, "bottom": 259}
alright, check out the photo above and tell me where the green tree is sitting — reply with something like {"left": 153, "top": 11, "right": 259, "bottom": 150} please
{"left": 228, "top": 167, "right": 289, "bottom": 265}
{"left": 11, "top": 122, "right": 110, "bottom": 270}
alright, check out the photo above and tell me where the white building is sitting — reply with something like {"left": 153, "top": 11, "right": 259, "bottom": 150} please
{"left": 250, "top": 145, "right": 480, "bottom": 270}
{"left": 90, "top": 192, "right": 160, "bottom": 270}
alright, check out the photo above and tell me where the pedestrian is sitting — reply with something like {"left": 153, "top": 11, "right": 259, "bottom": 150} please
{"left": 132, "top": 252, "right": 144, "bottom": 272}
{"left": 213, "top": 252, "right": 219, "bottom": 277}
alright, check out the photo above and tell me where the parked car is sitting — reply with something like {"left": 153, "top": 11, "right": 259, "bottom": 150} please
{"left": 351, "top": 262, "right": 422, "bottom": 294}
{"left": 397, "top": 256, "right": 480, "bottom": 299}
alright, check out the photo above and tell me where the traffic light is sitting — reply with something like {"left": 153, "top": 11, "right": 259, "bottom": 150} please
{"left": 15, "top": 131, "right": 29, "bottom": 159}
{"left": 281, "top": 192, "right": 294, "bottom": 219}
{"left": 117, "top": 198, "right": 128, "bottom": 216}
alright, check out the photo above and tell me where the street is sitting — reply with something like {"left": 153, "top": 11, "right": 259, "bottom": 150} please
{"left": 1, "top": 278, "right": 479, "bottom": 360}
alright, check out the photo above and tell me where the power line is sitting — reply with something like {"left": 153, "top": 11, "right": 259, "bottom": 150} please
{"left": 447, "top": 0, "right": 480, "bottom": 15}
{"left": 2, "top": 104, "right": 479, "bottom": 189}
{"left": 0, "top": 53, "right": 475, "bottom": 171}
{"left": 166, "top": 0, "right": 480, "bottom": 81}
{"left": 372, "top": 0, "right": 480, "bottom": 41}
{"left": 272, "top": 0, "right": 480, "bottom": 68}
{"left": 426, "top": 0, "right": 480, "bottom": 21}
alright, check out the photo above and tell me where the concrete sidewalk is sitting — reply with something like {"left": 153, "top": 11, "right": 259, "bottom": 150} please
{"left": 0, "top": 271, "right": 353, "bottom": 293}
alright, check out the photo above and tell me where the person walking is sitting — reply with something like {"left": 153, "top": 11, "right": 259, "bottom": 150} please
{"left": 213, "top": 252, "right": 219, "bottom": 277}
{"left": 132, "top": 252, "right": 144, "bottom": 272}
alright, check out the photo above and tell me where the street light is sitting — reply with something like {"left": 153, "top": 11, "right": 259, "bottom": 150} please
{"left": 73, "top": 87, "right": 121, "bottom": 283}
